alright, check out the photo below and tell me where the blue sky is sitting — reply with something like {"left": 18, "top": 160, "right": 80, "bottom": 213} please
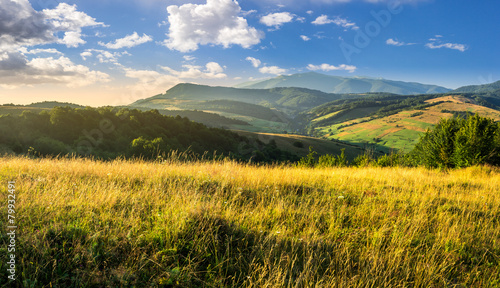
{"left": 0, "top": 0, "right": 498, "bottom": 106}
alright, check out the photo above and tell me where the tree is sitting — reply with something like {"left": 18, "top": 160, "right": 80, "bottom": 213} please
{"left": 411, "top": 114, "right": 500, "bottom": 168}
{"left": 453, "top": 114, "right": 499, "bottom": 167}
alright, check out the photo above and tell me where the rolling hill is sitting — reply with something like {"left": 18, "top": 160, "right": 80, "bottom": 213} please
{"left": 308, "top": 94, "right": 500, "bottom": 152}
{"left": 235, "top": 72, "right": 451, "bottom": 95}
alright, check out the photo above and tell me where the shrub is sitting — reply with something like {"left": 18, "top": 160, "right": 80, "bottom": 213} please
{"left": 411, "top": 114, "right": 500, "bottom": 168}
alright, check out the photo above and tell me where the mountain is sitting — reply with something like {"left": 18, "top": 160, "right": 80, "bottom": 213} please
{"left": 130, "top": 83, "right": 347, "bottom": 112}
{"left": 235, "top": 72, "right": 451, "bottom": 95}
{"left": 453, "top": 80, "right": 500, "bottom": 93}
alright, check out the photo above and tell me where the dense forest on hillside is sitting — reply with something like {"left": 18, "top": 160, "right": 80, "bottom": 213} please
{"left": 0, "top": 107, "right": 297, "bottom": 162}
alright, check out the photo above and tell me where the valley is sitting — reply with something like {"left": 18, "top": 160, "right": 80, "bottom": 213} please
{"left": 127, "top": 73, "right": 500, "bottom": 154}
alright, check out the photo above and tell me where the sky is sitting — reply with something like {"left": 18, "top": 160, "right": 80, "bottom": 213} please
{"left": 0, "top": 0, "right": 499, "bottom": 106}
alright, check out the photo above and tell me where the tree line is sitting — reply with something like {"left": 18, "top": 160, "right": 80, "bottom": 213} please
{"left": 0, "top": 106, "right": 297, "bottom": 163}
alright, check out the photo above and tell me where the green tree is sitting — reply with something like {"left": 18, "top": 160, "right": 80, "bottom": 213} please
{"left": 453, "top": 114, "right": 499, "bottom": 167}
{"left": 412, "top": 114, "right": 500, "bottom": 168}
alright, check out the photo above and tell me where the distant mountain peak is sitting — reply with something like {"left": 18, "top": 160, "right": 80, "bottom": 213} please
{"left": 235, "top": 72, "right": 450, "bottom": 95}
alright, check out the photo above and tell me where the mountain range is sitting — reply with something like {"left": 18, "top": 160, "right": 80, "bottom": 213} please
{"left": 235, "top": 72, "right": 451, "bottom": 95}
{"left": 129, "top": 72, "right": 500, "bottom": 153}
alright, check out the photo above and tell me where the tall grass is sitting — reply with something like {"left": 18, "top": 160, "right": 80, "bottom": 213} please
{"left": 1, "top": 156, "right": 499, "bottom": 287}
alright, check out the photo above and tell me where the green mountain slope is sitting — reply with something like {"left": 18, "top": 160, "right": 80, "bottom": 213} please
{"left": 130, "top": 83, "right": 343, "bottom": 112}
{"left": 236, "top": 72, "right": 450, "bottom": 95}
{"left": 453, "top": 80, "right": 500, "bottom": 93}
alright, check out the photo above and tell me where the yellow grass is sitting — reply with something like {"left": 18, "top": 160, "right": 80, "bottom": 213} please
{"left": 1, "top": 156, "right": 499, "bottom": 287}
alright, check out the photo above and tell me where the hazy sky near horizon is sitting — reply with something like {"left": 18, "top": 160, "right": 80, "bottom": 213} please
{"left": 0, "top": 0, "right": 498, "bottom": 106}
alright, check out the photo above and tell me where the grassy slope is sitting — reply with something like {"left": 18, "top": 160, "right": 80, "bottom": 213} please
{"left": 1, "top": 157, "right": 499, "bottom": 287}
{"left": 315, "top": 95, "right": 500, "bottom": 152}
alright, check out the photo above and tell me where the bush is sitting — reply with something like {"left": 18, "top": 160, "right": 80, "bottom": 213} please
{"left": 33, "top": 136, "right": 69, "bottom": 156}
{"left": 411, "top": 114, "right": 500, "bottom": 168}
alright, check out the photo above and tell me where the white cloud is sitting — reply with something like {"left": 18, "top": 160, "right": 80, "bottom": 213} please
{"left": 42, "top": 3, "right": 106, "bottom": 48}
{"left": 0, "top": 1, "right": 105, "bottom": 52}
{"left": 260, "top": 12, "right": 294, "bottom": 28}
{"left": 300, "top": 35, "right": 311, "bottom": 41}
{"left": 386, "top": 38, "right": 415, "bottom": 46}
{"left": 99, "top": 32, "right": 153, "bottom": 49}
{"left": 246, "top": 57, "right": 261, "bottom": 68}
{"left": 183, "top": 55, "right": 196, "bottom": 62}
{"left": 386, "top": 38, "right": 404, "bottom": 46}
{"left": 0, "top": 52, "right": 110, "bottom": 88}
{"left": 80, "top": 49, "right": 130, "bottom": 64}
{"left": 307, "top": 63, "right": 357, "bottom": 73}
{"left": 163, "top": 0, "right": 264, "bottom": 52}
{"left": 161, "top": 62, "right": 227, "bottom": 79}
{"left": 312, "top": 15, "right": 358, "bottom": 30}
{"left": 19, "top": 48, "right": 63, "bottom": 55}
{"left": 122, "top": 61, "right": 227, "bottom": 98}
{"left": 425, "top": 42, "right": 467, "bottom": 52}
{"left": 306, "top": 10, "right": 314, "bottom": 15}
{"left": 123, "top": 68, "right": 180, "bottom": 95}
{"left": 241, "top": 9, "right": 257, "bottom": 16}
{"left": 259, "top": 66, "right": 287, "bottom": 75}
{"left": 0, "top": 1, "right": 100, "bottom": 51}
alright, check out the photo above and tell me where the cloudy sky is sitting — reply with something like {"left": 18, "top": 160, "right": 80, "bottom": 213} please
{"left": 0, "top": 0, "right": 498, "bottom": 106}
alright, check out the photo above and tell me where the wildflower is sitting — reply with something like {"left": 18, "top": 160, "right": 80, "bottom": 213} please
{"left": 338, "top": 196, "right": 345, "bottom": 200}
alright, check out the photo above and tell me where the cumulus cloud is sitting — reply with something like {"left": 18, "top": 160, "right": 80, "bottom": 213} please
{"left": 300, "top": 35, "right": 311, "bottom": 41}
{"left": 259, "top": 66, "right": 287, "bottom": 75}
{"left": 312, "top": 15, "right": 358, "bottom": 30}
{"left": 260, "top": 12, "right": 294, "bottom": 28}
{"left": 161, "top": 62, "right": 227, "bottom": 79}
{"left": 246, "top": 57, "right": 262, "bottom": 68}
{"left": 425, "top": 42, "right": 467, "bottom": 52}
{"left": 307, "top": 63, "right": 357, "bottom": 73}
{"left": 0, "top": 1, "right": 105, "bottom": 51}
{"left": 42, "top": 3, "right": 106, "bottom": 47}
{"left": 0, "top": 52, "right": 110, "bottom": 88}
{"left": 99, "top": 32, "right": 153, "bottom": 49}
{"left": 122, "top": 61, "right": 227, "bottom": 98}
{"left": 0, "top": 1, "right": 110, "bottom": 88}
{"left": 163, "top": 0, "right": 264, "bottom": 52}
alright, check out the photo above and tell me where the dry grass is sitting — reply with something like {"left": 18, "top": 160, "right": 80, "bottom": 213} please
{"left": 1, "top": 156, "right": 499, "bottom": 287}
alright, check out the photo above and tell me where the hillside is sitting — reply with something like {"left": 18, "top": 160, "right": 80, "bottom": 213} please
{"left": 454, "top": 80, "right": 500, "bottom": 93}
{"left": 234, "top": 130, "right": 367, "bottom": 160}
{"left": 128, "top": 84, "right": 353, "bottom": 133}
{"left": 235, "top": 72, "right": 450, "bottom": 95}
{"left": 130, "top": 83, "right": 343, "bottom": 112}
{"left": 0, "top": 106, "right": 299, "bottom": 162}
{"left": 309, "top": 94, "right": 500, "bottom": 152}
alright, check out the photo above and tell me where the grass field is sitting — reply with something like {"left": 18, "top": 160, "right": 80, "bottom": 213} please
{"left": 1, "top": 157, "right": 500, "bottom": 287}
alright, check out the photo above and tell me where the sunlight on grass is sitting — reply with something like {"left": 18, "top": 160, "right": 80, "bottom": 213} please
{"left": 1, "top": 156, "right": 499, "bottom": 287}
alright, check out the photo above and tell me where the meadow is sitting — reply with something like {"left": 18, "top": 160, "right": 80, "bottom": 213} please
{"left": 1, "top": 156, "right": 500, "bottom": 287}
